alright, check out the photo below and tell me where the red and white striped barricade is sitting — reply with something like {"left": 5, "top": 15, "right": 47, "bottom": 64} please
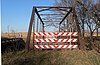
{"left": 33, "top": 32, "right": 78, "bottom": 49}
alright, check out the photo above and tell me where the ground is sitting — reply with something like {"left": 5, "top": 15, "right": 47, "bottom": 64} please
{"left": 2, "top": 49, "right": 100, "bottom": 65}
{"left": 1, "top": 32, "right": 100, "bottom": 65}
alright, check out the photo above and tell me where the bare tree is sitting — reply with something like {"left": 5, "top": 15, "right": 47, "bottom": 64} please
{"left": 54, "top": 0, "right": 86, "bottom": 50}
{"left": 54, "top": 0, "right": 99, "bottom": 50}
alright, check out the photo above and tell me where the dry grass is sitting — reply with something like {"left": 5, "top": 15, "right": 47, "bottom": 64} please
{"left": 1, "top": 32, "right": 33, "bottom": 48}
{"left": 2, "top": 49, "right": 100, "bottom": 65}
{"left": 2, "top": 32, "right": 100, "bottom": 65}
{"left": 1, "top": 32, "right": 29, "bottom": 38}
{"left": 1, "top": 32, "right": 100, "bottom": 38}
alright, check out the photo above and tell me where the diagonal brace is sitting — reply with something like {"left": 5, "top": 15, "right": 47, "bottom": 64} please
{"left": 59, "top": 8, "right": 72, "bottom": 24}
{"left": 35, "top": 8, "right": 44, "bottom": 25}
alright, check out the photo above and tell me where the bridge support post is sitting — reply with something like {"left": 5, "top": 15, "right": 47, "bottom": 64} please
{"left": 26, "top": 7, "right": 35, "bottom": 51}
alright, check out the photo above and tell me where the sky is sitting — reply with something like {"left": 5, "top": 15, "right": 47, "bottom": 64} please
{"left": 1, "top": 0, "right": 99, "bottom": 33}
{"left": 1, "top": 0, "right": 55, "bottom": 33}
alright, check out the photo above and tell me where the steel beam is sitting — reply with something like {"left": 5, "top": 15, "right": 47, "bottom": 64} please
{"left": 59, "top": 24, "right": 60, "bottom": 32}
{"left": 35, "top": 8, "right": 44, "bottom": 25}
{"left": 59, "top": 8, "right": 72, "bottom": 24}
{"left": 26, "top": 6, "right": 73, "bottom": 51}
{"left": 38, "top": 8, "right": 52, "bottom": 12}
{"left": 42, "top": 18, "right": 63, "bottom": 20}
{"left": 34, "top": 6, "right": 72, "bottom": 8}
{"left": 26, "top": 7, "right": 35, "bottom": 51}
{"left": 40, "top": 14, "right": 65, "bottom": 16}
{"left": 58, "top": 8, "right": 70, "bottom": 12}
{"left": 44, "top": 21, "right": 61, "bottom": 22}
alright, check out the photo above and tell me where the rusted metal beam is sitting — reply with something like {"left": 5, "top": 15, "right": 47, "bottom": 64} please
{"left": 72, "top": 14, "right": 74, "bottom": 32}
{"left": 41, "top": 16, "right": 64, "bottom": 19}
{"left": 58, "top": 8, "right": 70, "bottom": 12}
{"left": 43, "top": 21, "right": 61, "bottom": 22}
{"left": 38, "top": 7, "right": 71, "bottom": 12}
{"left": 26, "top": 6, "right": 73, "bottom": 51}
{"left": 35, "top": 8, "right": 44, "bottom": 25}
{"left": 42, "top": 18, "right": 62, "bottom": 22}
{"left": 59, "top": 24, "right": 60, "bottom": 32}
{"left": 38, "top": 8, "right": 52, "bottom": 12}
{"left": 42, "top": 24, "right": 45, "bottom": 32}
{"left": 40, "top": 14, "right": 65, "bottom": 16}
{"left": 39, "top": 9, "right": 71, "bottom": 12}
{"left": 26, "top": 7, "right": 35, "bottom": 51}
{"left": 36, "top": 18, "right": 38, "bottom": 32}
{"left": 59, "top": 8, "right": 72, "bottom": 24}
{"left": 34, "top": 6, "right": 72, "bottom": 8}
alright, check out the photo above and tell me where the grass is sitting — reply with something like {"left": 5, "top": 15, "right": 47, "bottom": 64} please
{"left": 1, "top": 33, "right": 100, "bottom": 65}
{"left": 2, "top": 49, "right": 100, "bottom": 65}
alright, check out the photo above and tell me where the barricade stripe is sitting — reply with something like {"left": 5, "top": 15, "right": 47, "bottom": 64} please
{"left": 50, "top": 45, "right": 55, "bottom": 48}
{"left": 34, "top": 39, "right": 78, "bottom": 42}
{"left": 45, "top": 45, "right": 49, "bottom": 48}
{"left": 73, "top": 39, "right": 77, "bottom": 42}
{"left": 67, "top": 39, "right": 72, "bottom": 42}
{"left": 61, "top": 45, "right": 64, "bottom": 48}
{"left": 40, "top": 32, "right": 44, "bottom": 36}
{"left": 68, "top": 45, "right": 72, "bottom": 48}
{"left": 34, "top": 32, "right": 78, "bottom": 36}
{"left": 48, "top": 39, "right": 52, "bottom": 42}
{"left": 71, "top": 38, "right": 74, "bottom": 42}
{"left": 34, "top": 45, "right": 78, "bottom": 48}
{"left": 33, "top": 32, "right": 78, "bottom": 49}
{"left": 71, "top": 45, "right": 74, "bottom": 48}
{"left": 73, "top": 45, "right": 78, "bottom": 48}
{"left": 63, "top": 45, "right": 67, "bottom": 48}
{"left": 43, "top": 45, "right": 47, "bottom": 48}
{"left": 66, "top": 45, "right": 69, "bottom": 48}
{"left": 48, "top": 45, "right": 52, "bottom": 48}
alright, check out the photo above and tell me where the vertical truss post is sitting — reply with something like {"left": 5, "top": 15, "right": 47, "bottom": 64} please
{"left": 64, "top": 21, "right": 65, "bottom": 32}
{"left": 36, "top": 18, "right": 38, "bottom": 32}
{"left": 71, "top": 14, "right": 74, "bottom": 32}
{"left": 69, "top": 22, "right": 72, "bottom": 50}
{"left": 66, "top": 19, "right": 68, "bottom": 31}
{"left": 41, "top": 23, "right": 44, "bottom": 32}
{"left": 36, "top": 18, "right": 38, "bottom": 39}
{"left": 26, "top": 6, "right": 75, "bottom": 50}
{"left": 26, "top": 7, "right": 35, "bottom": 51}
{"left": 59, "top": 24, "right": 60, "bottom": 32}
{"left": 59, "top": 8, "right": 72, "bottom": 24}
{"left": 36, "top": 18, "right": 39, "bottom": 45}
{"left": 43, "top": 24, "right": 45, "bottom": 32}
{"left": 42, "top": 23, "right": 44, "bottom": 32}
{"left": 97, "top": 25, "right": 98, "bottom": 36}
